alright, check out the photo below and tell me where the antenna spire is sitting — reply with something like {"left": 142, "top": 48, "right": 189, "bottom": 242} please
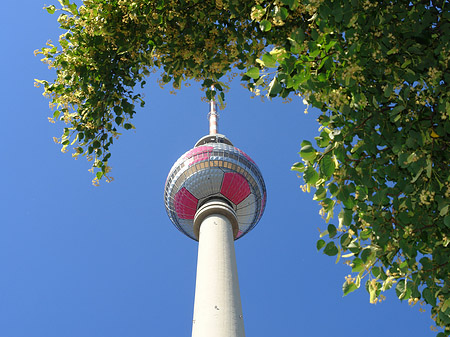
{"left": 208, "top": 85, "right": 219, "bottom": 135}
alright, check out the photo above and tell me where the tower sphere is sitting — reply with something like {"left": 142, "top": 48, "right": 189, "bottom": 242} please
{"left": 164, "top": 134, "right": 266, "bottom": 241}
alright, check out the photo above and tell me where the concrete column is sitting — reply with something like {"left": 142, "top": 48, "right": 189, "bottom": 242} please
{"left": 192, "top": 200, "right": 245, "bottom": 337}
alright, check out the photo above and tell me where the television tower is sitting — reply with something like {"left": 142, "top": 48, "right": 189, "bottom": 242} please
{"left": 164, "top": 91, "right": 266, "bottom": 337}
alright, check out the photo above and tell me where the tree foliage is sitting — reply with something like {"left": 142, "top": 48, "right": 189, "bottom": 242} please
{"left": 35, "top": 0, "right": 265, "bottom": 182}
{"left": 36, "top": 0, "right": 450, "bottom": 334}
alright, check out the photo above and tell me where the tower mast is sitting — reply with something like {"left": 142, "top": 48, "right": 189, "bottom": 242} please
{"left": 208, "top": 86, "right": 219, "bottom": 135}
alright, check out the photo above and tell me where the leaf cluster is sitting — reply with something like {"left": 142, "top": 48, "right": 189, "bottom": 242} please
{"left": 36, "top": 0, "right": 265, "bottom": 182}
{"left": 281, "top": 0, "right": 450, "bottom": 334}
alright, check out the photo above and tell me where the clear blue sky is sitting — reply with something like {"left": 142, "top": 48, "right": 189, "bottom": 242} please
{"left": 1, "top": 1, "right": 434, "bottom": 336}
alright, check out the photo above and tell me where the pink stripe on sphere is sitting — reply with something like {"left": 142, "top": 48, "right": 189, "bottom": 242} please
{"left": 220, "top": 172, "right": 251, "bottom": 205}
{"left": 184, "top": 146, "right": 213, "bottom": 158}
{"left": 184, "top": 146, "right": 214, "bottom": 166}
{"left": 174, "top": 187, "right": 198, "bottom": 219}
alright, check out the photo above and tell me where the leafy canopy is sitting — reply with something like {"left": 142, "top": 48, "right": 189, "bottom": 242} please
{"left": 36, "top": 0, "right": 450, "bottom": 334}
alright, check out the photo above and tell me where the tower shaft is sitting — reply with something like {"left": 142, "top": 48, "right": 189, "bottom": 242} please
{"left": 192, "top": 200, "right": 245, "bottom": 337}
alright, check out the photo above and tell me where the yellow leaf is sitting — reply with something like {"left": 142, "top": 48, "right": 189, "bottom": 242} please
{"left": 430, "top": 129, "right": 439, "bottom": 138}
{"left": 355, "top": 274, "right": 361, "bottom": 288}
{"left": 71, "top": 134, "right": 78, "bottom": 145}
{"left": 335, "top": 245, "right": 341, "bottom": 264}
{"left": 319, "top": 230, "right": 329, "bottom": 238}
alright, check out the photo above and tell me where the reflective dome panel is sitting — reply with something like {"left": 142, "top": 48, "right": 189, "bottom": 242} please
{"left": 164, "top": 138, "right": 266, "bottom": 241}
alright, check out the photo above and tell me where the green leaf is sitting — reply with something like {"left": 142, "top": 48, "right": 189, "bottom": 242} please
{"left": 316, "top": 239, "right": 326, "bottom": 251}
{"left": 260, "top": 19, "right": 272, "bottom": 32}
{"left": 96, "top": 171, "right": 103, "bottom": 179}
{"left": 343, "top": 280, "right": 358, "bottom": 296}
{"left": 324, "top": 40, "right": 337, "bottom": 53}
{"left": 439, "top": 311, "right": 450, "bottom": 325}
{"left": 338, "top": 209, "right": 352, "bottom": 228}
{"left": 442, "top": 298, "right": 450, "bottom": 312}
{"left": 440, "top": 205, "right": 449, "bottom": 217}
{"left": 309, "top": 48, "right": 320, "bottom": 59}
{"left": 420, "top": 257, "right": 433, "bottom": 270}
{"left": 323, "top": 241, "right": 338, "bottom": 256}
{"left": 360, "top": 248, "right": 371, "bottom": 263}
{"left": 268, "top": 77, "right": 282, "bottom": 96}
{"left": 113, "top": 105, "right": 122, "bottom": 115}
{"left": 352, "top": 258, "right": 365, "bottom": 273}
{"left": 314, "top": 186, "right": 327, "bottom": 200}
{"left": 372, "top": 267, "right": 381, "bottom": 278}
{"left": 387, "top": 47, "right": 398, "bottom": 55}
{"left": 92, "top": 140, "right": 101, "bottom": 148}
{"left": 384, "top": 84, "right": 393, "bottom": 98}
{"left": 422, "top": 287, "right": 436, "bottom": 306}
{"left": 115, "top": 117, "right": 123, "bottom": 125}
{"left": 300, "top": 142, "right": 316, "bottom": 162}
{"left": 261, "top": 53, "right": 277, "bottom": 68}
{"left": 304, "top": 166, "right": 319, "bottom": 185}
{"left": 411, "top": 167, "right": 423, "bottom": 183}
{"left": 278, "top": 7, "right": 289, "bottom": 20}
{"left": 444, "top": 215, "right": 450, "bottom": 228}
{"left": 53, "top": 110, "right": 61, "bottom": 119}
{"left": 45, "top": 5, "right": 56, "bottom": 14}
{"left": 291, "top": 162, "right": 305, "bottom": 172}
{"left": 291, "top": 27, "right": 305, "bottom": 42}
{"left": 360, "top": 229, "right": 372, "bottom": 240}
{"left": 315, "top": 130, "right": 330, "bottom": 148}
{"left": 246, "top": 67, "right": 260, "bottom": 80}
{"left": 329, "top": 183, "right": 338, "bottom": 196}
{"left": 371, "top": 188, "right": 387, "bottom": 205}
{"left": 320, "top": 154, "right": 335, "bottom": 177}
{"left": 401, "top": 59, "right": 411, "bottom": 68}
{"left": 391, "top": 105, "right": 405, "bottom": 116}
{"left": 124, "top": 123, "right": 133, "bottom": 130}
{"left": 327, "top": 224, "right": 337, "bottom": 238}
{"left": 280, "top": 0, "right": 296, "bottom": 10}
{"left": 340, "top": 233, "right": 352, "bottom": 248}
{"left": 217, "top": 91, "right": 225, "bottom": 105}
